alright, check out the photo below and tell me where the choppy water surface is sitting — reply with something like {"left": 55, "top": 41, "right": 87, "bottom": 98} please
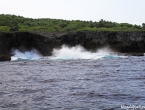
{"left": 0, "top": 56, "right": 145, "bottom": 110}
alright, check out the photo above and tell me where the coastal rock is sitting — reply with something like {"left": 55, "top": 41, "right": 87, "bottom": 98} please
{"left": 0, "top": 55, "right": 11, "bottom": 61}
{"left": 115, "top": 52, "right": 144, "bottom": 56}
{"left": 0, "top": 31, "right": 145, "bottom": 57}
{"left": 61, "top": 31, "right": 145, "bottom": 53}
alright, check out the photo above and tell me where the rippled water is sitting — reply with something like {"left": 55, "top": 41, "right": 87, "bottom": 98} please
{"left": 0, "top": 56, "right": 145, "bottom": 110}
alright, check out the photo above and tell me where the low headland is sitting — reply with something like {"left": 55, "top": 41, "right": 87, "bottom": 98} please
{"left": 0, "top": 14, "right": 145, "bottom": 61}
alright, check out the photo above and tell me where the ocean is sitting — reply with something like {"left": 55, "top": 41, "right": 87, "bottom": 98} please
{"left": 0, "top": 45, "right": 145, "bottom": 110}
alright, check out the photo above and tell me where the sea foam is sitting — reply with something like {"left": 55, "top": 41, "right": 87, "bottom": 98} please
{"left": 11, "top": 45, "right": 124, "bottom": 61}
{"left": 49, "top": 45, "right": 121, "bottom": 60}
{"left": 11, "top": 49, "right": 42, "bottom": 61}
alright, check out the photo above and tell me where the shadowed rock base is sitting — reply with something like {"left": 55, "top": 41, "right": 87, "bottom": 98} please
{"left": 124, "top": 53, "right": 144, "bottom": 56}
{"left": 0, "top": 55, "right": 11, "bottom": 61}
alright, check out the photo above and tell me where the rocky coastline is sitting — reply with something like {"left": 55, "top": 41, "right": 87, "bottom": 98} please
{"left": 0, "top": 31, "right": 145, "bottom": 61}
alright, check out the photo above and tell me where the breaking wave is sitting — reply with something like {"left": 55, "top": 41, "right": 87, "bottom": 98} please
{"left": 11, "top": 49, "right": 42, "bottom": 61}
{"left": 49, "top": 45, "right": 124, "bottom": 60}
{"left": 11, "top": 45, "right": 125, "bottom": 61}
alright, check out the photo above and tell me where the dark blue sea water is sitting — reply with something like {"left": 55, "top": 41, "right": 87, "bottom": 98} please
{"left": 0, "top": 46, "right": 145, "bottom": 110}
{"left": 0, "top": 56, "right": 145, "bottom": 110}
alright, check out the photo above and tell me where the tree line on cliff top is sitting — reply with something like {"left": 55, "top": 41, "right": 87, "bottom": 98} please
{"left": 0, "top": 14, "right": 145, "bottom": 32}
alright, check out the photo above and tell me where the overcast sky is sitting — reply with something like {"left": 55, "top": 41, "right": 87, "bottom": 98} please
{"left": 0, "top": 0, "right": 145, "bottom": 25}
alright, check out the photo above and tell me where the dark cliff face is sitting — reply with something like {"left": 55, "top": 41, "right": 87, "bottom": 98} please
{"left": 61, "top": 31, "right": 145, "bottom": 53}
{"left": 0, "top": 32, "right": 62, "bottom": 56}
{"left": 0, "top": 31, "right": 145, "bottom": 57}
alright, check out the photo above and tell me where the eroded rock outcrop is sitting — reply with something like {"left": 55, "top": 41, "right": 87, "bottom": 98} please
{"left": 0, "top": 32, "right": 62, "bottom": 56}
{"left": 0, "top": 31, "right": 145, "bottom": 58}
{"left": 61, "top": 31, "right": 145, "bottom": 53}
{"left": 0, "top": 55, "right": 11, "bottom": 61}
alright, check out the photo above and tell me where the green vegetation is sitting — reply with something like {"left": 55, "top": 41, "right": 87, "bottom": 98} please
{"left": 0, "top": 14, "right": 145, "bottom": 32}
